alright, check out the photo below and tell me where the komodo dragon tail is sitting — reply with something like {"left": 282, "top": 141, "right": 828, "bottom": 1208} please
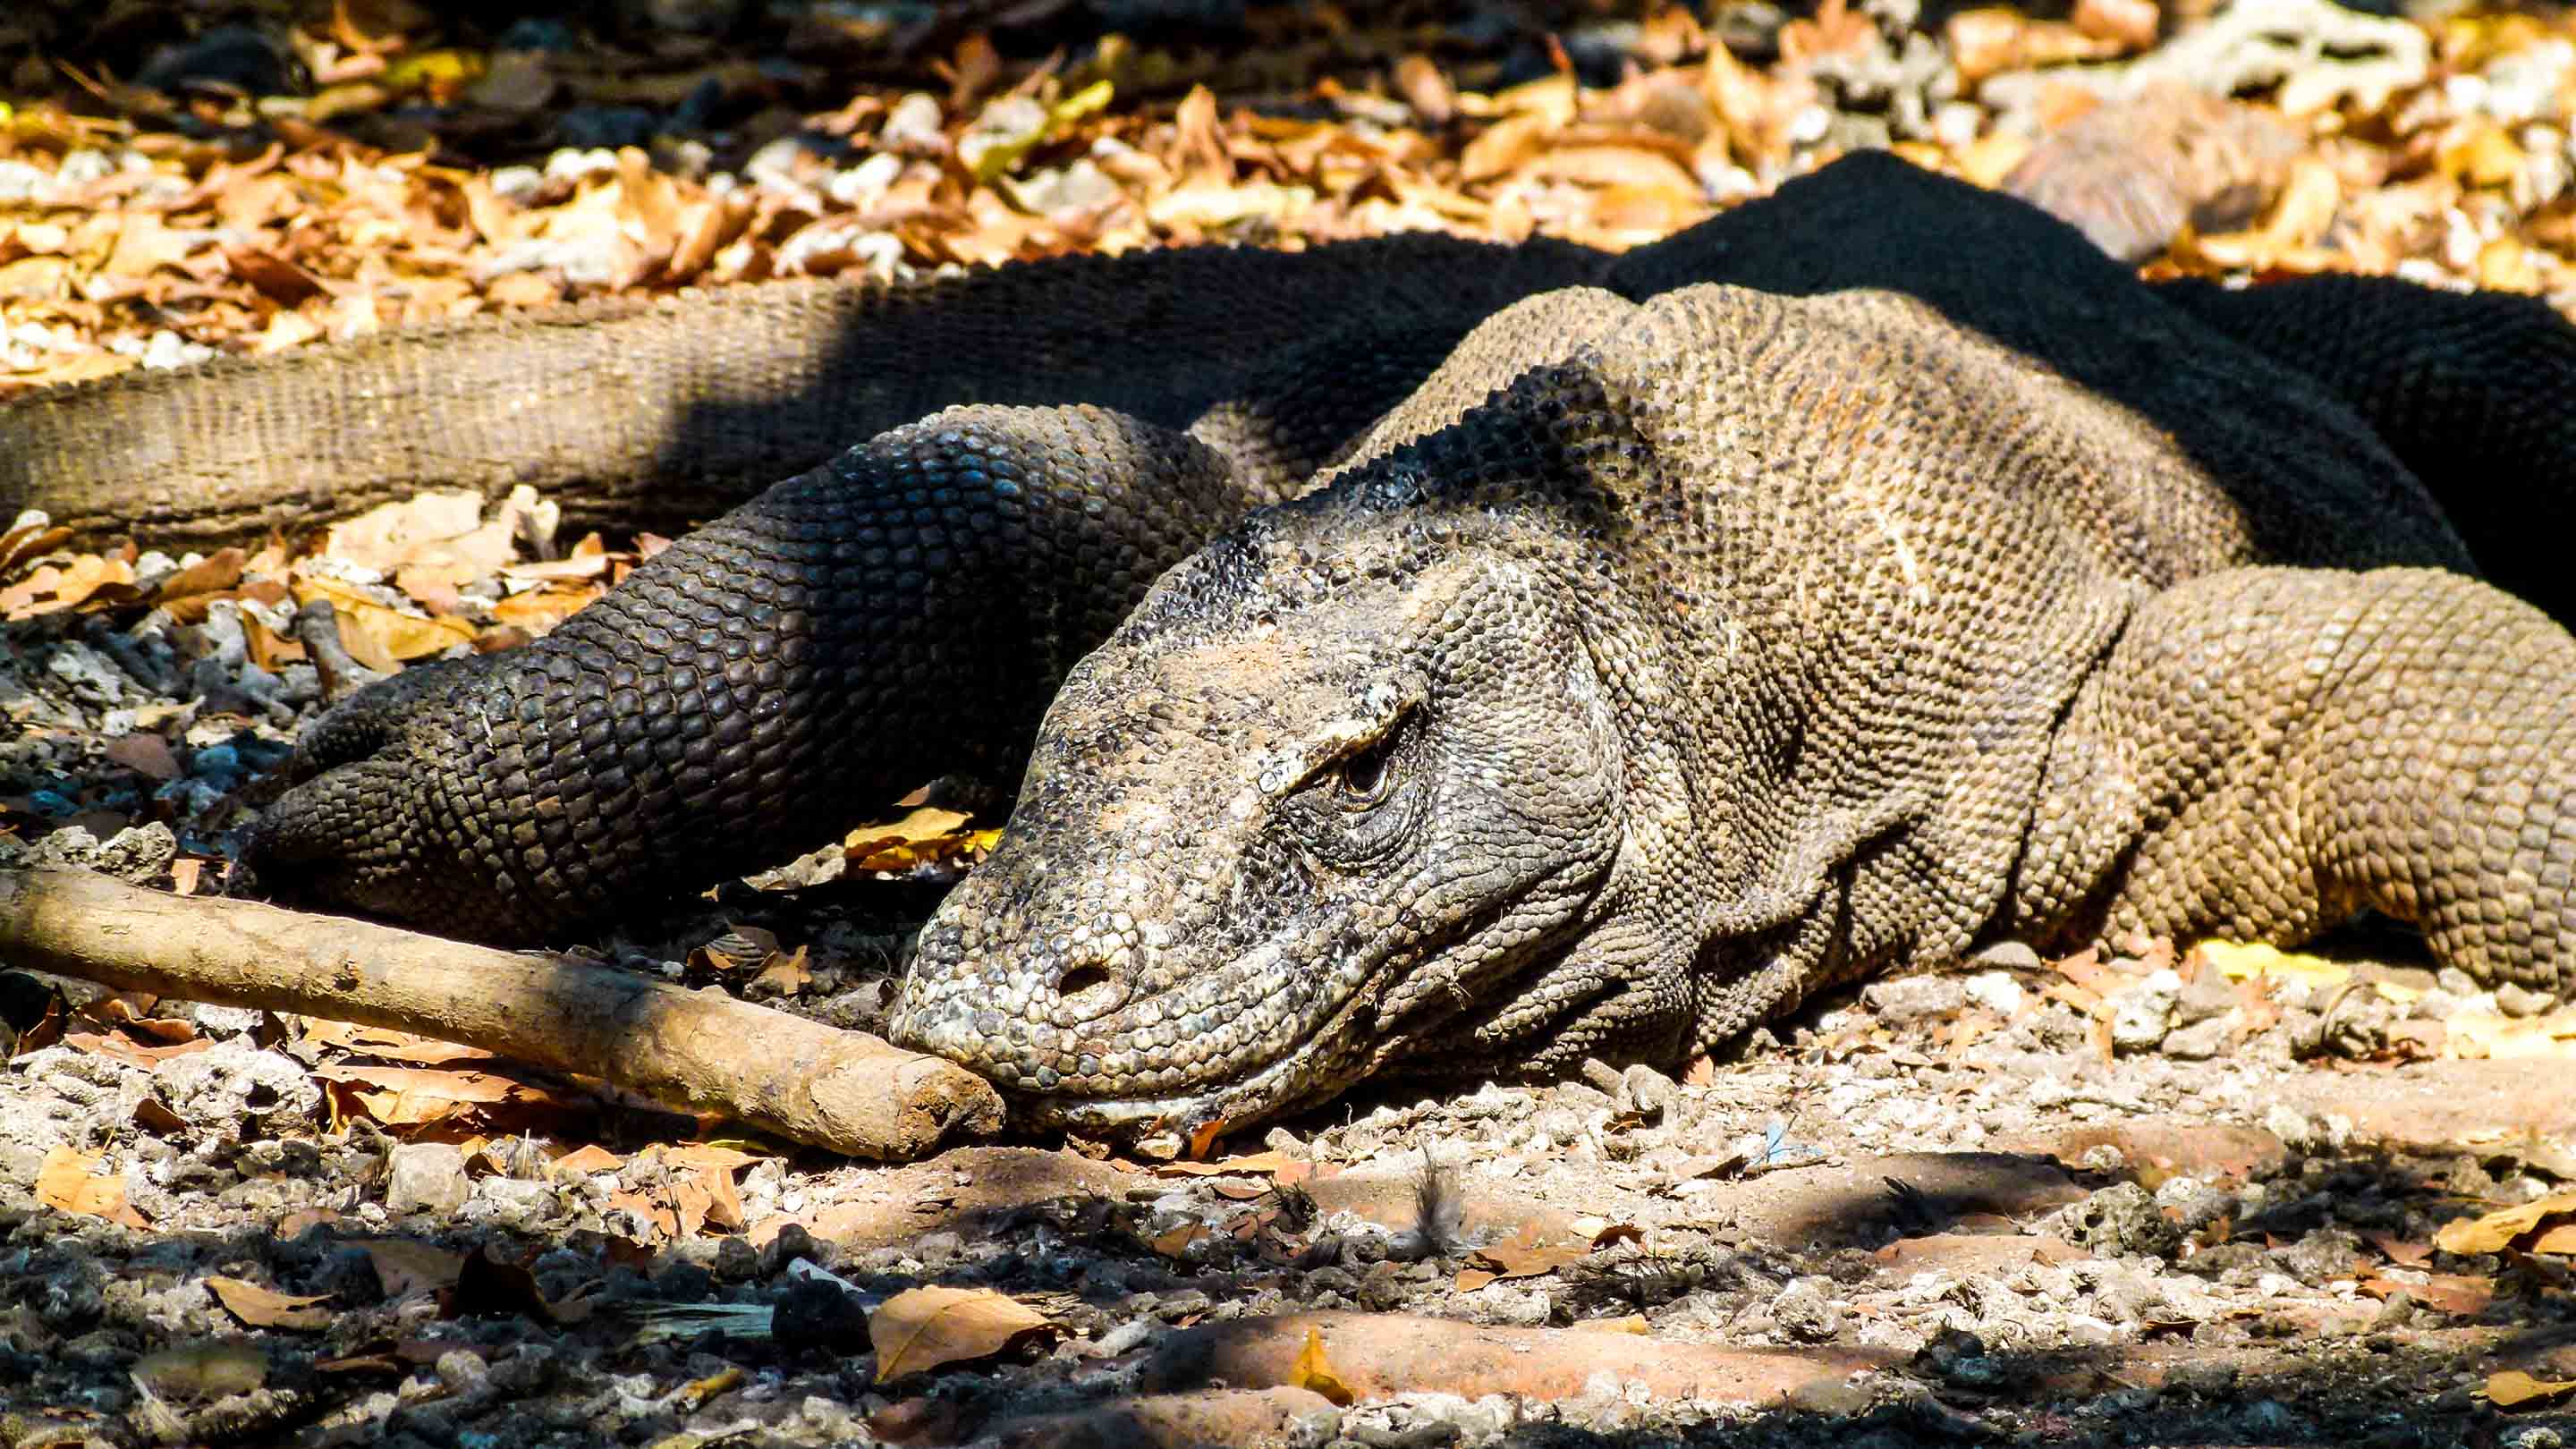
{"left": 0, "top": 235, "right": 1606, "bottom": 548}
{"left": 2149, "top": 274, "right": 2576, "bottom": 621}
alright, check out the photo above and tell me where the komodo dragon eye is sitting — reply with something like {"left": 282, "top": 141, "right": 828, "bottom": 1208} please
{"left": 1333, "top": 733, "right": 1399, "bottom": 809}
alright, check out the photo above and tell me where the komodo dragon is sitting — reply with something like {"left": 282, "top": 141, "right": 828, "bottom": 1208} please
{"left": 11, "top": 151, "right": 2576, "bottom": 1138}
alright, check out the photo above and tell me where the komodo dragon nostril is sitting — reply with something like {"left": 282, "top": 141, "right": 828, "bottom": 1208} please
{"left": 1051, "top": 962, "right": 1127, "bottom": 1020}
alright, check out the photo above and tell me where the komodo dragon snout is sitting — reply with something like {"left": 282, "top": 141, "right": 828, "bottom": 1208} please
{"left": 890, "top": 513, "right": 1640, "bottom": 1135}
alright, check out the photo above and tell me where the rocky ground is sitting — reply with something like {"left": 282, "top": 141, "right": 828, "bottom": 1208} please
{"left": 5, "top": 810, "right": 2576, "bottom": 1447}
{"left": 6, "top": 0, "right": 2576, "bottom": 1445}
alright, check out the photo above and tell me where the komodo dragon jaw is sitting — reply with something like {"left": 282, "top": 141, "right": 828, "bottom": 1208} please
{"left": 888, "top": 512, "right": 1645, "bottom": 1135}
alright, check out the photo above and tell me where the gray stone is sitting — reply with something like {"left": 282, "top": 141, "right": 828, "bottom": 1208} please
{"left": 1861, "top": 975, "right": 1965, "bottom": 1026}
{"left": 151, "top": 1042, "right": 320, "bottom": 1143}
{"left": 1771, "top": 1275, "right": 1845, "bottom": 1343}
{"left": 2160, "top": 1016, "right": 2232, "bottom": 1059}
{"left": 385, "top": 1142, "right": 471, "bottom": 1216}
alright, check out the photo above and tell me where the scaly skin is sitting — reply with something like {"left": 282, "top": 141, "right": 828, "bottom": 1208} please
{"left": 887, "top": 266, "right": 2575, "bottom": 1138}
{"left": 218, "top": 155, "right": 2576, "bottom": 1140}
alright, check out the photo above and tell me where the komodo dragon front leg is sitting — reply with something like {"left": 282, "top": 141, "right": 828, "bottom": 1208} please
{"left": 244, "top": 404, "right": 1262, "bottom": 938}
{"left": 242, "top": 304, "right": 1525, "bottom": 938}
{"left": 2014, "top": 565, "right": 2572, "bottom": 1001}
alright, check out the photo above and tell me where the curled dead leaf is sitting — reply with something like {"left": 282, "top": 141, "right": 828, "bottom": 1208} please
{"left": 2486, "top": 1369, "right": 2576, "bottom": 1409}
{"left": 208, "top": 1276, "right": 335, "bottom": 1331}
{"left": 869, "top": 1285, "right": 1055, "bottom": 1382}
{"left": 2435, "top": 1192, "right": 2576, "bottom": 1256}
{"left": 35, "top": 1145, "right": 149, "bottom": 1228}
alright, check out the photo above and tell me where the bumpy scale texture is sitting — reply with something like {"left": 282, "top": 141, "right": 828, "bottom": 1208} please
{"left": 167, "top": 153, "right": 2576, "bottom": 1135}
{"left": 890, "top": 250, "right": 2575, "bottom": 1134}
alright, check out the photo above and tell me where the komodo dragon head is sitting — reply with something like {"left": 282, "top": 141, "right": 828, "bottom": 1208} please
{"left": 887, "top": 474, "right": 1689, "bottom": 1140}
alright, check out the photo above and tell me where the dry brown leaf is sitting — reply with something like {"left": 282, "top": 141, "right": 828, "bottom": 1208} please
{"left": 553, "top": 1144, "right": 623, "bottom": 1176}
{"left": 2487, "top": 1369, "right": 2576, "bottom": 1408}
{"left": 1957, "top": 131, "right": 2036, "bottom": 190}
{"left": 0, "top": 521, "right": 72, "bottom": 574}
{"left": 2411, "top": 1273, "right": 2501, "bottom": 1315}
{"left": 105, "top": 213, "right": 199, "bottom": 280}
{"left": 2440, "top": 1006, "right": 2576, "bottom": 1058}
{"left": 312, "top": 1062, "right": 573, "bottom": 1132}
{"left": 1290, "top": 1327, "right": 1357, "bottom": 1406}
{"left": 352, "top": 1227, "right": 469, "bottom": 1299}
{"left": 0, "top": 254, "right": 72, "bottom": 300}
{"left": 4, "top": 553, "right": 138, "bottom": 617}
{"left": 1591, "top": 1223, "right": 1645, "bottom": 1250}
{"left": 487, "top": 271, "right": 562, "bottom": 308}
{"left": 2192, "top": 157, "right": 2342, "bottom": 270}
{"left": 2442, "top": 123, "right": 2528, "bottom": 191}
{"left": 208, "top": 1276, "right": 335, "bottom": 1330}
{"left": 2434, "top": 1191, "right": 2576, "bottom": 1255}
{"left": 299, "top": 1019, "right": 496, "bottom": 1066}
{"left": 2360, "top": 1271, "right": 2496, "bottom": 1315}
{"left": 2072, "top": 0, "right": 2160, "bottom": 50}
{"left": 869, "top": 1286, "right": 1055, "bottom": 1383}
{"left": 1150, "top": 1224, "right": 1208, "bottom": 1258}
{"left": 490, "top": 583, "right": 601, "bottom": 634}
{"left": 62, "top": 1028, "right": 214, "bottom": 1069}
{"left": 2478, "top": 237, "right": 2543, "bottom": 293}
{"left": 685, "top": 1160, "right": 747, "bottom": 1227}
{"left": 1494, "top": 72, "right": 1566, "bottom": 125}
{"left": 325, "top": 491, "right": 493, "bottom": 572}
{"left": 1394, "top": 55, "right": 1455, "bottom": 126}
{"left": 292, "top": 577, "right": 478, "bottom": 668}
{"left": 36, "top": 1147, "right": 149, "bottom": 1228}
{"left": 104, "top": 733, "right": 181, "bottom": 780}
{"left": 662, "top": 1142, "right": 760, "bottom": 1173}
{"left": 151, "top": 546, "right": 248, "bottom": 606}
{"left": 2363, "top": 1231, "right": 2435, "bottom": 1267}
{"left": 225, "top": 245, "right": 332, "bottom": 306}
{"left": 844, "top": 807, "right": 996, "bottom": 872}
{"left": 1781, "top": 0, "right": 1877, "bottom": 62}
{"left": 1460, "top": 111, "right": 1555, "bottom": 184}
{"left": 1457, "top": 1224, "right": 1590, "bottom": 1291}
{"left": 1945, "top": 8, "right": 2123, "bottom": 84}
{"left": 754, "top": 945, "right": 814, "bottom": 996}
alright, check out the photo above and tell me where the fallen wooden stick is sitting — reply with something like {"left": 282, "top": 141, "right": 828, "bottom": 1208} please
{"left": 1145, "top": 1310, "right": 1900, "bottom": 1404}
{"left": 0, "top": 868, "right": 1002, "bottom": 1160}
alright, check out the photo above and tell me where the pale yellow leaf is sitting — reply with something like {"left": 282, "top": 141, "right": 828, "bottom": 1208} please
{"left": 2194, "top": 941, "right": 2350, "bottom": 989}
{"left": 1290, "top": 1327, "right": 1357, "bottom": 1406}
